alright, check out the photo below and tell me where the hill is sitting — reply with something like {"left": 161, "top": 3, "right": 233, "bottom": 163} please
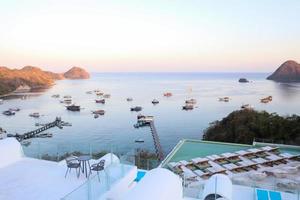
{"left": 0, "top": 66, "right": 90, "bottom": 95}
{"left": 63, "top": 67, "right": 90, "bottom": 79}
{"left": 203, "top": 109, "right": 300, "bottom": 145}
{"left": 267, "top": 60, "right": 300, "bottom": 82}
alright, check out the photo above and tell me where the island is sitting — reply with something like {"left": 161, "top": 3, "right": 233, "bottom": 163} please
{"left": 203, "top": 109, "right": 300, "bottom": 145}
{"left": 0, "top": 66, "right": 90, "bottom": 96}
{"left": 267, "top": 60, "right": 300, "bottom": 82}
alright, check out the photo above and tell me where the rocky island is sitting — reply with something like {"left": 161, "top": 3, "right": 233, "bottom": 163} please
{"left": 267, "top": 60, "right": 300, "bottom": 82}
{"left": 0, "top": 66, "right": 90, "bottom": 95}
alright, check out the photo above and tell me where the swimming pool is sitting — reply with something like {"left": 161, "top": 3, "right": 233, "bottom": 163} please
{"left": 135, "top": 171, "right": 146, "bottom": 182}
{"left": 161, "top": 139, "right": 300, "bottom": 167}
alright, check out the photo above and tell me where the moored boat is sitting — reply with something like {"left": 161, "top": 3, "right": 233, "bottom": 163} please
{"left": 185, "top": 98, "right": 197, "bottom": 104}
{"left": 152, "top": 99, "right": 159, "bottom": 104}
{"left": 130, "top": 106, "right": 142, "bottom": 112}
{"left": 51, "top": 94, "right": 60, "bottom": 98}
{"left": 126, "top": 97, "right": 133, "bottom": 102}
{"left": 95, "top": 99, "right": 105, "bottom": 104}
{"left": 163, "top": 92, "right": 172, "bottom": 97}
{"left": 29, "top": 112, "right": 40, "bottom": 118}
{"left": 103, "top": 94, "right": 111, "bottom": 98}
{"left": 182, "top": 104, "right": 194, "bottom": 110}
{"left": 66, "top": 105, "right": 80, "bottom": 111}
{"left": 92, "top": 110, "right": 105, "bottom": 115}
{"left": 3, "top": 110, "right": 15, "bottom": 116}
{"left": 135, "top": 139, "right": 144, "bottom": 143}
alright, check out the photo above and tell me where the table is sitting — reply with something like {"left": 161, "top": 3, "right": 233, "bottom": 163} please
{"left": 77, "top": 155, "right": 91, "bottom": 178}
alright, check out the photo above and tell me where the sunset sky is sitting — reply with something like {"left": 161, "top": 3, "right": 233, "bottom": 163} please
{"left": 0, "top": 0, "right": 299, "bottom": 72}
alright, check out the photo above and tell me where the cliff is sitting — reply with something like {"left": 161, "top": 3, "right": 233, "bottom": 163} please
{"left": 0, "top": 66, "right": 90, "bottom": 95}
{"left": 267, "top": 60, "right": 300, "bottom": 82}
{"left": 63, "top": 67, "right": 90, "bottom": 79}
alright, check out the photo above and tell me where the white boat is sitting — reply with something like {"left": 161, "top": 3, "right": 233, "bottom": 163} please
{"left": 185, "top": 99, "right": 197, "bottom": 104}
{"left": 29, "top": 113, "right": 40, "bottom": 118}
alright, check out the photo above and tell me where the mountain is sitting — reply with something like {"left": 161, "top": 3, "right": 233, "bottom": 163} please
{"left": 0, "top": 66, "right": 90, "bottom": 95}
{"left": 267, "top": 60, "right": 300, "bottom": 82}
{"left": 63, "top": 67, "right": 90, "bottom": 79}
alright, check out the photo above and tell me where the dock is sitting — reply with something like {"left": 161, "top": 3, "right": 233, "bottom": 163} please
{"left": 14, "top": 117, "right": 63, "bottom": 141}
{"left": 134, "top": 116, "right": 164, "bottom": 161}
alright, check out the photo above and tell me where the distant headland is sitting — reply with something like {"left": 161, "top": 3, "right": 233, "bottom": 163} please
{"left": 267, "top": 60, "right": 300, "bottom": 82}
{"left": 0, "top": 66, "right": 90, "bottom": 95}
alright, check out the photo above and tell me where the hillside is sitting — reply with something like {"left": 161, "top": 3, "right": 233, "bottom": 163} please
{"left": 0, "top": 66, "right": 90, "bottom": 95}
{"left": 203, "top": 109, "right": 300, "bottom": 145}
{"left": 63, "top": 67, "right": 90, "bottom": 79}
{"left": 267, "top": 60, "right": 300, "bottom": 82}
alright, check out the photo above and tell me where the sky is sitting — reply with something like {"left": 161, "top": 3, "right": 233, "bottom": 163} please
{"left": 0, "top": 0, "right": 299, "bottom": 72}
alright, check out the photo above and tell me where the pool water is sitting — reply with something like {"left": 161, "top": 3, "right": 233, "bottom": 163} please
{"left": 135, "top": 171, "right": 146, "bottom": 182}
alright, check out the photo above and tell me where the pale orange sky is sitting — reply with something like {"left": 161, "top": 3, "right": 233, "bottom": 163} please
{"left": 0, "top": 0, "right": 299, "bottom": 72}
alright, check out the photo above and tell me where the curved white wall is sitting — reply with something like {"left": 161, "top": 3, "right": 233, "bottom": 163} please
{"left": 122, "top": 168, "right": 183, "bottom": 200}
{"left": 0, "top": 138, "right": 23, "bottom": 168}
{"left": 203, "top": 174, "right": 232, "bottom": 200}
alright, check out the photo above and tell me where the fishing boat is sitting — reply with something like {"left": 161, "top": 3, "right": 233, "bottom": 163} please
{"left": 260, "top": 96, "right": 272, "bottom": 103}
{"left": 163, "top": 92, "right": 172, "bottom": 97}
{"left": 3, "top": 110, "right": 15, "bottom": 116}
{"left": 66, "top": 105, "right": 80, "bottom": 111}
{"left": 96, "top": 92, "right": 104, "bottom": 96}
{"left": 92, "top": 110, "right": 105, "bottom": 115}
{"left": 103, "top": 94, "right": 111, "bottom": 98}
{"left": 95, "top": 99, "right": 105, "bottom": 104}
{"left": 130, "top": 106, "right": 142, "bottom": 112}
{"left": 152, "top": 99, "right": 159, "bottom": 104}
{"left": 182, "top": 104, "right": 194, "bottom": 110}
{"left": 126, "top": 97, "right": 133, "bottom": 102}
{"left": 185, "top": 99, "right": 197, "bottom": 104}
{"left": 29, "top": 113, "right": 40, "bottom": 118}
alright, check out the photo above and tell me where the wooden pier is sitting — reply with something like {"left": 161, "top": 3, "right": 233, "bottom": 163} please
{"left": 15, "top": 117, "right": 62, "bottom": 141}
{"left": 135, "top": 116, "right": 164, "bottom": 161}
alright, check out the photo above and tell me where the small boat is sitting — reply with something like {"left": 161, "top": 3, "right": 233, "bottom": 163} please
{"left": 126, "top": 97, "right": 133, "bottom": 102}
{"left": 29, "top": 112, "right": 40, "bottom": 118}
{"left": 95, "top": 99, "right": 105, "bottom": 104}
{"left": 130, "top": 106, "right": 142, "bottom": 112}
{"left": 135, "top": 139, "right": 144, "bottom": 143}
{"left": 86, "top": 91, "right": 93, "bottom": 94}
{"left": 241, "top": 104, "right": 252, "bottom": 110}
{"left": 3, "top": 110, "right": 15, "bottom": 116}
{"left": 36, "top": 133, "right": 53, "bottom": 138}
{"left": 152, "top": 99, "right": 159, "bottom": 104}
{"left": 185, "top": 99, "right": 197, "bottom": 104}
{"left": 163, "top": 92, "right": 172, "bottom": 97}
{"left": 260, "top": 96, "right": 272, "bottom": 103}
{"left": 182, "top": 104, "right": 194, "bottom": 110}
{"left": 21, "top": 140, "right": 31, "bottom": 147}
{"left": 9, "top": 108, "right": 20, "bottom": 112}
{"left": 103, "top": 94, "right": 111, "bottom": 98}
{"left": 61, "top": 122, "right": 72, "bottom": 126}
{"left": 66, "top": 105, "right": 80, "bottom": 111}
{"left": 64, "top": 99, "right": 72, "bottom": 104}
{"left": 63, "top": 95, "right": 72, "bottom": 99}
{"left": 239, "top": 78, "right": 249, "bottom": 83}
{"left": 51, "top": 94, "right": 60, "bottom": 98}
{"left": 92, "top": 110, "right": 105, "bottom": 115}
{"left": 96, "top": 92, "right": 104, "bottom": 96}
{"left": 218, "top": 97, "right": 230, "bottom": 102}
{"left": 94, "top": 114, "right": 99, "bottom": 118}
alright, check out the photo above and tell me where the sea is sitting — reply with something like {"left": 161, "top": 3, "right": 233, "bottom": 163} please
{"left": 1, "top": 72, "right": 300, "bottom": 158}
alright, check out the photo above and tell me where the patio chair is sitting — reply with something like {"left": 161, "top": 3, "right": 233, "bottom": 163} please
{"left": 65, "top": 156, "right": 81, "bottom": 178}
{"left": 89, "top": 160, "right": 105, "bottom": 181}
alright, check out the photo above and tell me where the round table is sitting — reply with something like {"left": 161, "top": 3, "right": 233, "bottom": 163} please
{"left": 77, "top": 155, "right": 91, "bottom": 178}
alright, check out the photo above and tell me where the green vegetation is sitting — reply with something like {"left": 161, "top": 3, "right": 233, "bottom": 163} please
{"left": 203, "top": 109, "right": 300, "bottom": 145}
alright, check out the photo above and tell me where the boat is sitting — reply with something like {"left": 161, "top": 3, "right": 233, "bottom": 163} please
{"left": 152, "top": 99, "right": 159, "bottom": 104}
{"left": 92, "top": 110, "right": 105, "bottom": 115}
{"left": 63, "top": 95, "right": 72, "bottom": 99}
{"left": 163, "top": 92, "right": 172, "bottom": 97}
{"left": 103, "top": 94, "right": 111, "bottom": 98}
{"left": 239, "top": 78, "right": 249, "bottom": 83}
{"left": 86, "top": 91, "right": 93, "bottom": 94}
{"left": 95, "top": 99, "right": 105, "bottom": 104}
{"left": 61, "top": 122, "right": 72, "bottom": 126}
{"left": 135, "top": 139, "right": 144, "bottom": 143}
{"left": 126, "top": 98, "right": 133, "bottom": 102}
{"left": 21, "top": 140, "right": 31, "bottom": 147}
{"left": 185, "top": 99, "right": 197, "bottom": 104}
{"left": 219, "top": 97, "right": 230, "bottom": 102}
{"left": 36, "top": 133, "right": 53, "bottom": 138}
{"left": 9, "top": 108, "right": 20, "bottom": 112}
{"left": 241, "top": 104, "right": 252, "bottom": 110}
{"left": 130, "top": 106, "right": 142, "bottom": 112}
{"left": 96, "top": 92, "right": 104, "bottom": 96}
{"left": 29, "top": 113, "right": 40, "bottom": 118}
{"left": 260, "top": 96, "right": 272, "bottom": 103}
{"left": 66, "top": 105, "right": 80, "bottom": 111}
{"left": 3, "top": 110, "right": 15, "bottom": 116}
{"left": 182, "top": 104, "right": 194, "bottom": 110}
{"left": 51, "top": 94, "right": 60, "bottom": 98}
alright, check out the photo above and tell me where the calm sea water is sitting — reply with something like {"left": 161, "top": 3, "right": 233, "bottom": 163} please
{"left": 1, "top": 72, "right": 300, "bottom": 157}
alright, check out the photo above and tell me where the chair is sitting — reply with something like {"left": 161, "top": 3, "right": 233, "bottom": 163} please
{"left": 89, "top": 160, "right": 105, "bottom": 181}
{"left": 65, "top": 156, "right": 81, "bottom": 178}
